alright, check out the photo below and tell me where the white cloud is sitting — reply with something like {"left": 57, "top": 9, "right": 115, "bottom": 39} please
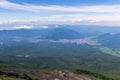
{"left": 14, "top": 25, "right": 32, "bottom": 29}
{"left": 0, "top": 0, "right": 120, "bottom": 12}
{"left": 0, "top": 13, "right": 120, "bottom": 26}
{"left": 40, "top": 26, "right": 48, "bottom": 29}
{"left": 0, "top": 0, "right": 120, "bottom": 26}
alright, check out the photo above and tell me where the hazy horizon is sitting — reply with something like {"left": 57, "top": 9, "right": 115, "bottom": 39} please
{"left": 0, "top": 0, "right": 120, "bottom": 30}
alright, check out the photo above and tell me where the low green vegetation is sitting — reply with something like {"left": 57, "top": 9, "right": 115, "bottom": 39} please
{"left": 0, "top": 76, "right": 21, "bottom": 80}
{"left": 0, "top": 42, "right": 120, "bottom": 79}
{"left": 74, "top": 69, "right": 119, "bottom": 80}
{"left": 99, "top": 47, "right": 120, "bottom": 57}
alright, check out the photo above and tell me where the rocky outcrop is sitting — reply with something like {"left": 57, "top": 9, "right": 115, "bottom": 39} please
{"left": 0, "top": 69, "right": 95, "bottom": 80}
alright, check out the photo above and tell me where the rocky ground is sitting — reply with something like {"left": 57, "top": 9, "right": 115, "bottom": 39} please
{"left": 35, "top": 71, "right": 95, "bottom": 80}
{"left": 0, "top": 69, "right": 96, "bottom": 80}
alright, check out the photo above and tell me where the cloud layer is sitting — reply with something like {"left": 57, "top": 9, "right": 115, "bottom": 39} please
{"left": 0, "top": 0, "right": 120, "bottom": 12}
{"left": 0, "top": 0, "right": 120, "bottom": 27}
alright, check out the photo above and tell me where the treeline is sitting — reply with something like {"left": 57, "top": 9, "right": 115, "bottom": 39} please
{"left": 74, "top": 69, "right": 119, "bottom": 80}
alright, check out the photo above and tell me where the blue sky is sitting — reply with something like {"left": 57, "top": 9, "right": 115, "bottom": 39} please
{"left": 9, "top": 0, "right": 120, "bottom": 5}
{"left": 0, "top": 0, "right": 120, "bottom": 29}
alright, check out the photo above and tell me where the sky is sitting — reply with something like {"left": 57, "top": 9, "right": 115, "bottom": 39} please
{"left": 0, "top": 0, "right": 120, "bottom": 29}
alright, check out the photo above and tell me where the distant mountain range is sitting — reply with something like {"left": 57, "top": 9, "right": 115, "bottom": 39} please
{"left": 0, "top": 27, "right": 120, "bottom": 47}
{"left": 95, "top": 33, "right": 120, "bottom": 48}
{"left": 0, "top": 28, "right": 83, "bottom": 40}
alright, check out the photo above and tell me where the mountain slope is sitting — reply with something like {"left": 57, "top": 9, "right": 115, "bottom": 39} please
{"left": 96, "top": 33, "right": 120, "bottom": 48}
{"left": 0, "top": 69, "right": 111, "bottom": 80}
{"left": 0, "top": 28, "right": 83, "bottom": 43}
{"left": 42, "top": 28, "right": 83, "bottom": 40}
